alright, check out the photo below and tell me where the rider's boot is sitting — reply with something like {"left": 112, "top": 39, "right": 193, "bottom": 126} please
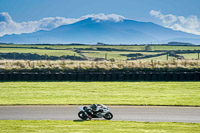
{"left": 88, "top": 115, "right": 92, "bottom": 120}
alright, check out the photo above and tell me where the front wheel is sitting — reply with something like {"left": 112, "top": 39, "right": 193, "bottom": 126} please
{"left": 78, "top": 111, "right": 88, "bottom": 120}
{"left": 103, "top": 112, "right": 113, "bottom": 120}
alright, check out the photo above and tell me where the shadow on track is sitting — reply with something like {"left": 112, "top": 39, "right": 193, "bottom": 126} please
{"left": 73, "top": 119, "right": 87, "bottom": 122}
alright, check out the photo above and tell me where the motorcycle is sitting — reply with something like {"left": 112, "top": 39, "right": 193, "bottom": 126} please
{"left": 78, "top": 105, "right": 113, "bottom": 120}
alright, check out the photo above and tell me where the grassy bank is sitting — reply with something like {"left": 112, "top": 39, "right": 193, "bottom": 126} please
{"left": 1, "top": 60, "right": 200, "bottom": 72}
{"left": 0, "top": 120, "right": 199, "bottom": 133}
{"left": 0, "top": 82, "right": 200, "bottom": 106}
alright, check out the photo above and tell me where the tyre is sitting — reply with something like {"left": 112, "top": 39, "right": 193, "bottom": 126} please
{"left": 78, "top": 111, "right": 88, "bottom": 120}
{"left": 103, "top": 112, "right": 113, "bottom": 120}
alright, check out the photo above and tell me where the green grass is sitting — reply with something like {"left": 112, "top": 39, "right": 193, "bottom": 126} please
{"left": 145, "top": 55, "right": 176, "bottom": 61}
{"left": 0, "top": 120, "right": 199, "bottom": 133}
{"left": 1, "top": 44, "right": 200, "bottom": 51}
{"left": 82, "top": 51, "right": 132, "bottom": 60}
{"left": 178, "top": 53, "right": 199, "bottom": 60}
{"left": 0, "top": 44, "right": 145, "bottom": 50}
{"left": 0, "top": 82, "right": 200, "bottom": 106}
{"left": 2, "top": 44, "right": 200, "bottom": 61}
{"left": 0, "top": 48, "right": 77, "bottom": 57}
{"left": 0, "top": 44, "right": 90, "bottom": 49}
{"left": 151, "top": 46, "right": 200, "bottom": 51}
{"left": 82, "top": 51, "right": 162, "bottom": 60}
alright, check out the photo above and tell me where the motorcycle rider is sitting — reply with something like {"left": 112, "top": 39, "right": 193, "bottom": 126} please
{"left": 87, "top": 104, "right": 105, "bottom": 118}
{"left": 90, "top": 104, "right": 104, "bottom": 112}
{"left": 78, "top": 104, "right": 113, "bottom": 120}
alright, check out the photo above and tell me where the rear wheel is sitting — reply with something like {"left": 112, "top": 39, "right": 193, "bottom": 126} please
{"left": 103, "top": 112, "right": 113, "bottom": 120}
{"left": 78, "top": 111, "right": 88, "bottom": 120}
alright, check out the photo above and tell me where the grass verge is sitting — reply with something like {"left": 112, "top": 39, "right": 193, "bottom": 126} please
{"left": 0, "top": 82, "right": 200, "bottom": 106}
{"left": 0, "top": 120, "right": 200, "bottom": 133}
{"left": 1, "top": 60, "right": 200, "bottom": 72}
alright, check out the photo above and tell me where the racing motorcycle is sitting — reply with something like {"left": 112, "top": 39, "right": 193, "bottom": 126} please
{"left": 78, "top": 105, "right": 113, "bottom": 120}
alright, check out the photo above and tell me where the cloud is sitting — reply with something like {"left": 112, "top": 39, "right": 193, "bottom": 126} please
{"left": 0, "top": 13, "right": 126, "bottom": 37}
{"left": 81, "top": 13, "right": 125, "bottom": 22}
{"left": 0, "top": 12, "right": 80, "bottom": 36}
{"left": 150, "top": 10, "right": 200, "bottom": 35}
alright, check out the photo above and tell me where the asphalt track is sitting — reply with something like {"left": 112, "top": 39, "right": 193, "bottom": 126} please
{"left": 0, "top": 106, "right": 200, "bottom": 123}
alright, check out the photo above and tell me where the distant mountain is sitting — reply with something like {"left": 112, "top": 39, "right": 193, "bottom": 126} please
{"left": 167, "top": 42, "right": 195, "bottom": 46}
{"left": 0, "top": 17, "right": 200, "bottom": 44}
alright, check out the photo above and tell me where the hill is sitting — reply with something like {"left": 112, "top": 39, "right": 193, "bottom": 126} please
{"left": 0, "top": 16, "right": 200, "bottom": 44}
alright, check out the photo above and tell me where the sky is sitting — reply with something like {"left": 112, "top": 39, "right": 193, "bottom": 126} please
{"left": 0, "top": 0, "right": 200, "bottom": 36}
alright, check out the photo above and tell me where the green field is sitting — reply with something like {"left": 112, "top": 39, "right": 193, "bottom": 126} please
{"left": 0, "top": 48, "right": 77, "bottom": 57}
{"left": 144, "top": 54, "right": 175, "bottom": 61}
{"left": 178, "top": 53, "right": 199, "bottom": 60}
{"left": 151, "top": 45, "right": 200, "bottom": 51}
{"left": 0, "top": 82, "right": 200, "bottom": 106}
{"left": 0, "top": 120, "right": 199, "bottom": 133}
{"left": 1, "top": 60, "right": 200, "bottom": 72}
{"left": 82, "top": 51, "right": 132, "bottom": 60}
{"left": 1, "top": 44, "right": 200, "bottom": 60}
{"left": 0, "top": 44, "right": 145, "bottom": 50}
{"left": 1, "top": 44, "right": 200, "bottom": 51}
{"left": 82, "top": 51, "right": 162, "bottom": 60}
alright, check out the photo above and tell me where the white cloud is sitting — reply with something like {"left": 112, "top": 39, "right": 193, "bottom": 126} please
{"left": 0, "top": 12, "right": 80, "bottom": 36}
{"left": 0, "top": 12, "right": 126, "bottom": 37}
{"left": 150, "top": 10, "right": 200, "bottom": 35}
{"left": 81, "top": 13, "right": 125, "bottom": 22}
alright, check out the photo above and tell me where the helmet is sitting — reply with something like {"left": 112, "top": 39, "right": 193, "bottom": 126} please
{"left": 91, "top": 104, "right": 97, "bottom": 110}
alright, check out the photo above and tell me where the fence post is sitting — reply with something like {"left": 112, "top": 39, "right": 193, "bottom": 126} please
{"left": 74, "top": 53, "right": 76, "bottom": 60}
{"left": 166, "top": 53, "right": 169, "bottom": 60}
{"left": 105, "top": 53, "right": 107, "bottom": 60}
{"left": 45, "top": 54, "right": 48, "bottom": 60}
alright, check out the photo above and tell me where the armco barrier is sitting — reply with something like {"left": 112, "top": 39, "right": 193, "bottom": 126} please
{"left": 0, "top": 72, "right": 200, "bottom": 81}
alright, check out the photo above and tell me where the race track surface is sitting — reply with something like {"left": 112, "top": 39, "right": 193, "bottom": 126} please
{"left": 0, "top": 106, "right": 200, "bottom": 123}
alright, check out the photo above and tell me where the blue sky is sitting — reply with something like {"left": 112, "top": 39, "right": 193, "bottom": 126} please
{"left": 0, "top": 0, "right": 200, "bottom": 36}
{"left": 0, "top": 0, "right": 200, "bottom": 22}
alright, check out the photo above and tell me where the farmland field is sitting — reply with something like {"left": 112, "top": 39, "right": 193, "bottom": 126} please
{"left": 0, "top": 120, "right": 200, "bottom": 133}
{"left": 1, "top": 44, "right": 200, "bottom": 50}
{"left": 0, "top": 48, "right": 77, "bottom": 57}
{"left": 82, "top": 51, "right": 163, "bottom": 60}
{"left": 1, "top": 44, "right": 200, "bottom": 60}
{"left": 178, "top": 53, "right": 200, "bottom": 60}
{"left": 151, "top": 45, "right": 200, "bottom": 51}
{"left": 0, "top": 82, "right": 200, "bottom": 106}
{"left": 0, "top": 44, "right": 145, "bottom": 50}
{"left": 144, "top": 55, "right": 175, "bottom": 60}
